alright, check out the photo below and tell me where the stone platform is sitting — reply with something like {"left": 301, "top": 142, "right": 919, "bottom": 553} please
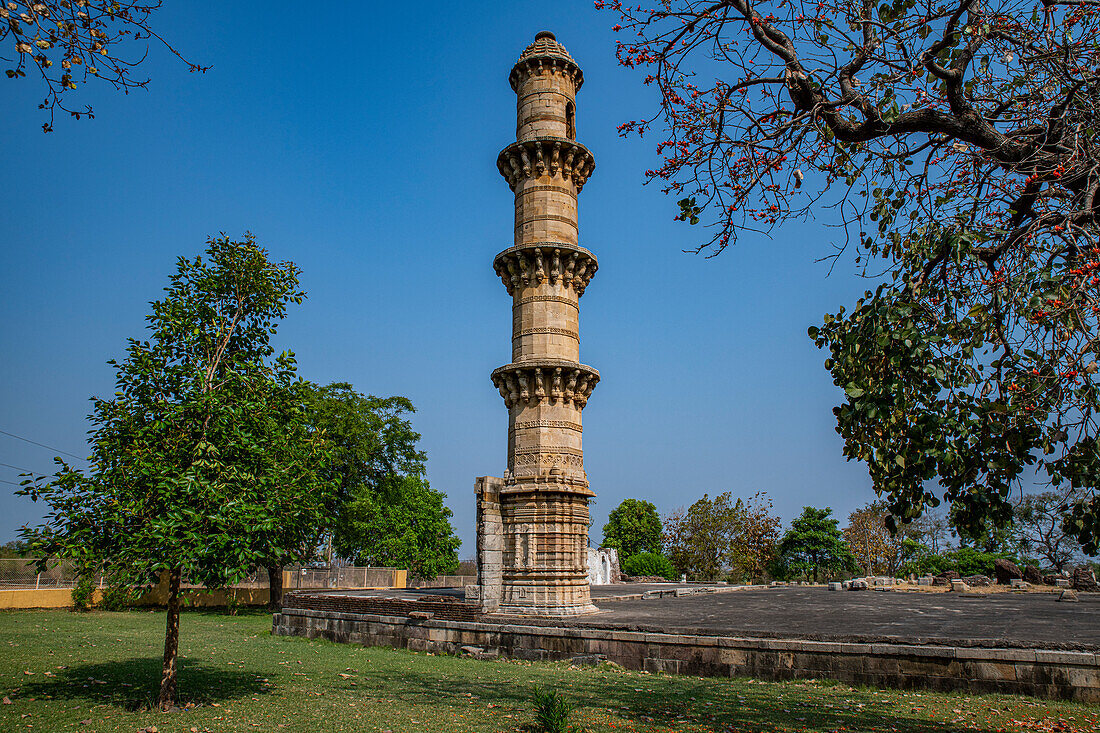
{"left": 272, "top": 585, "right": 1100, "bottom": 702}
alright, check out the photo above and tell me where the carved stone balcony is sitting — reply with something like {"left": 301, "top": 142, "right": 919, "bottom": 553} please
{"left": 497, "top": 138, "right": 595, "bottom": 192}
{"left": 490, "top": 359, "right": 599, "bottom": 409}
{"left": 493, "top": 242, "right": 597, "bottom": 296}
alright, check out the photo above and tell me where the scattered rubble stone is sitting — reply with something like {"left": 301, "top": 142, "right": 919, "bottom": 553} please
{"left": 933, "top": 571, "right": 959, "bottom": 586}
{"left": 621, "top": 575, "right": 670, "bottom": 583}
{"left": 1058, "top": 589, "right": 1079, "bottom": 602}
{"left": 1023, "top": 565, "right": 1043, "bottom": 585}
{"left": 961, "top": 574, "right": 992, "bottom": 587}
{"left": 993, "top": 558, "right": 1022, "bottom": 585}
{"left": 1071, "top": 566, "right": 1099, "bottom": 592}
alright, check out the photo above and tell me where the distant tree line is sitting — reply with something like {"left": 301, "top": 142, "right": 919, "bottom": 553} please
{"left": 603, "top": 487, "right": 1098, "bottom": 585}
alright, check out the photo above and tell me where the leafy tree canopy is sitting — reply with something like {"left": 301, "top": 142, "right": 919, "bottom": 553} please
{"left": 845, "top": 500, "right": 917, "bottom": 577}
{"left": 602, "top": 498, "right": 663, "bottom": 558}
{"left": 602, "top": 0, "right": 1100, "bottom": 552}
{"left": 303, "top": 382, "right": 425, "bottom": 512}
{"left": 304, "top": 382, "right": 459, "bottom": 578}
{"left": 0, "top": 540, "right": 27, "bottom": 558}
{"left": 1015, "top": 490, "right": 1083, "bottom": 571}
{"left": 665, "top": 491, "right": 779, "bottom": 581}
{"left": 333, "top": 474, "right": 460, "bottom": 580}
{"left": 776, "top": 507, "right": 859, "bottom": 582}
{"left": 621, "top": 551, "right": 677, "bottom": 580}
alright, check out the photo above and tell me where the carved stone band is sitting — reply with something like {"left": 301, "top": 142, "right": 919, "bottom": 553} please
{"left": 497, "top": 138, "right": 595, "bottom": 192}
{"left": 513, "top": 327, "right": 579, "bottom": 341}
{"left": 515, "top": 295, "right": 578, "bottom": 309}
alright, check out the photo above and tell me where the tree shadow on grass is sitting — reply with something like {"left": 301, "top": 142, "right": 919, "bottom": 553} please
{"left": 13, "top": 658, "right": 268, "bottom": 710}
{"left": 362, "top": 663, "right": 1024, "bottom": 733}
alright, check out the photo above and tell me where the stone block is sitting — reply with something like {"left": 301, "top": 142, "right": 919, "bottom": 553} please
{"left": 644, "top": 658, "right": 681, "bottom": 674}
{"left": 828, "top": 582, "right": 843, "bottom": 591}
{"left": 570, "top": 653, "right": 606, "bottom": 666}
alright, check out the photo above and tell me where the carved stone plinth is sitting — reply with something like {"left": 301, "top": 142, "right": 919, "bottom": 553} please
{"left": 481, "top": 31, "right": 600, "bottom": 616}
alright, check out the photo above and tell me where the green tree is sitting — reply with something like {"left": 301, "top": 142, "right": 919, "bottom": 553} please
{"left": 0, "top": 540, "right": 26, "bottom": 558}
{"left": 777, "top": 507, "right": 859, "bottom": 583}
{"left": 248, "top": 377, "right": 335, "bottom": 612}
{"left": 844, "top": 500, "right": 916, "bottom": 577}
{"left": 602, "top": 1, "right": 1100, "bottom": 552}
{"left": 4, "top": 1, "right": 208, "bottom": 132}
{"left": 601, "top": 498, "right": 662, "bottom": 558}
{"left": 664, "top": 492, "right": 740, "bottom": 580}
{"left": 333, "top": 474, "right": 460, "bottom": 579}
{"left": 621, "top": 551, "right": 677, "bottom": 581}
{"left": 302, "top": 382, "right": 459, "bottom": 577}
{"left": 17, "top": 235, "right": 331, "bottom": 709}
{"left": 727, "top": 492, "right": 781, "bottom": 583}
{"left": 1016, "top": 491, "right": 1083, "bottom": 572}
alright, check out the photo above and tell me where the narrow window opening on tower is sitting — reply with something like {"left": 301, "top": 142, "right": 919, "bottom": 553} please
{"left": 565, "top": 101, "right": 576, "bottom": 140}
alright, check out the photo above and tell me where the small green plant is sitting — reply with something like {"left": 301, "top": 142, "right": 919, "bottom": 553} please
{"left": 531, "top": 687, "right": 576, "bottom": 733}
{"left": 99, "top": 582, "right": 140, "bottom": 611}
{"left": 622, "top": 552, "right": 677, "bottom": 580}
{"left": 225, "top": 592, "right": 241, "bottom": 616}
{"left": 70, "top": 574, "right": 96, "bottom": 612}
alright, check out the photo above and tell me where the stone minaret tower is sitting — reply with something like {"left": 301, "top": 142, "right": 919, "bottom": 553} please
{"left": 487, "top": 31, "right": 599, "bottom": 616}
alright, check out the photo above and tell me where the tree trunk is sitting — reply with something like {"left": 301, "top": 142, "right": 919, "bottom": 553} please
{"left": 267, "top": 564, "right": 284, "bottom": 611}
{"left": 157, "top": 567, "right": 182, "bottom": 711}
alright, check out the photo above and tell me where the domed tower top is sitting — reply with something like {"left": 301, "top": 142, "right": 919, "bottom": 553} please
{"left": 509, "top": 30, "right": 584, "bottom": 93}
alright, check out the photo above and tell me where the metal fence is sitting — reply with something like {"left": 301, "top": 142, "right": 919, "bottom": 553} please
{"left": 0, "top": 559, "right": 91, "bottom": 589}
{"left": 407, "top": 574, "right": 477, "bottom": 589}
{"left": 0, "top": 559, "right": 402, "bottom": 590}
{"left": 285, "top": 566, "right": 401, "bottom": 590}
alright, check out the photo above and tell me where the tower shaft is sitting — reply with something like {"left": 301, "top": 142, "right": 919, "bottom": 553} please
{"left": 489, "top": 32, "right": 599, "bottom": 616}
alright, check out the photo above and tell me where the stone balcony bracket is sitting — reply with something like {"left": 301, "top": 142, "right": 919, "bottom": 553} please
{"left": 509, "top": 56, "right": 584, "bottom": 93}
{"left": 491, "top": 360, "right": 599, "bottom": 409}
{"left": 497, "top": 138, "right": 595, "bottom": 193}
{"left": 493, "top": 242, "right": 598, "bottom": 296}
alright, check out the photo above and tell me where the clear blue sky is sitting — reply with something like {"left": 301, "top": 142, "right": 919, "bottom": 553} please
{"left": 0, "top": 1, "right": 878, "bottom": 555}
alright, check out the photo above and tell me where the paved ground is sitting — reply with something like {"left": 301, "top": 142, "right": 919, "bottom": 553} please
{"left": 337, "top": 583, "right": 690, "bottom": 601}
{"left": 575, "top": 587, "right": 1100, "bottom": 649}
{"left": 329, "top": 584, "right": 1100, "bottom": 649}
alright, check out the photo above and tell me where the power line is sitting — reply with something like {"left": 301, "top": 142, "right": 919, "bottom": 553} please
{"left": 0, "top": 461, "right": 38, "bottom": 474}
{"left": 0, "top": 478, "right": 28, "bottom": 487}
{"left": 0, "top": 430, "right": 85, "bottom": 460}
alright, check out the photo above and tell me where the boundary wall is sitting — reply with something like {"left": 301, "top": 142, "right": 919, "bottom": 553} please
{"left": 273, "top": 602, "right": 1100, "bottom": 703}
{"left": 0, "top": 569, "right": 407, "bottom": 610}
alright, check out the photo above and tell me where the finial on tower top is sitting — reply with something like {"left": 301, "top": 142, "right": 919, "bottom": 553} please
{"left": 535, "top": 30, "right": 556, "bottom": 41}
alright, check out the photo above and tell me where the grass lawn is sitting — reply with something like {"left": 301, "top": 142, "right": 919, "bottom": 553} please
{"left": 0, "top": 609, "right": 1096, "bottom": 733}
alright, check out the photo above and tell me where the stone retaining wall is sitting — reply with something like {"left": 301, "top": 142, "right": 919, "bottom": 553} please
{"left": 273, "top": 606, "right": 1100, "bottom": 702}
